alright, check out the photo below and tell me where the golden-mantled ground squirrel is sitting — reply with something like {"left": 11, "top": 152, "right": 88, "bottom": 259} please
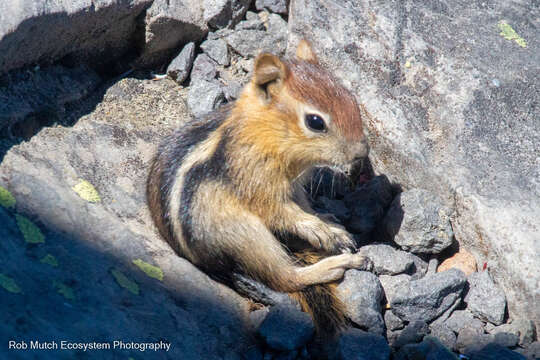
{"left": 147, "top": 40, "right": 371, "bottom": 337}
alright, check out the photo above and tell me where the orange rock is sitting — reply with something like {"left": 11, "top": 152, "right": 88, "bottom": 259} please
{"left": 438, "top": 248, "right": 478, "bottom": 276}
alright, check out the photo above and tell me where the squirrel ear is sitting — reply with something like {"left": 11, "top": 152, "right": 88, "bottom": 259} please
{"left": 295, "top": 40, "right": 318, "bottom": 63}
{"left": 253, "top": 53, "right": 287, "bottom": 102}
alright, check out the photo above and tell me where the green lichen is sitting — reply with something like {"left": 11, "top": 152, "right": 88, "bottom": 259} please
{"left": 498, "top": 21, "right": 527, "bottom": 48}
{"left": 72, "top": 180, "right": 101, "bottom": 203}
{"left": 40, "top": 254, "right": 59, "bottom": 267}
{"left": 132, "top": 259, "right": 163, "bottom": 281}
{"left": 0, "top": 273, "right": 21, "bottom": 293}
{"left": 15, "top": 215, "right": 45, "bottom": 244}
{"left": 0, "top": 186, "right": 15, "bottom": 208}
{"left": 111, "top": 268, "right": 140, "bottom": 295}
{"left": 53, "top": 281, "right": 75, "bottom": 300}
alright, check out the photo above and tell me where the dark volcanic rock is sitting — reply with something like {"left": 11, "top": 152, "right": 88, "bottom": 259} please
{"left": 338, "top": 328, "right": 391, "bottom": 360}
{"left": 395, "top": 336, "right": 458, "bottom": 360}
{"left": 257, "top": 304, "right": 315, "bottom": 351}
{"left": 201, "top": 38, "right": 230, "bottom": 66}
{"left": 255, "top": 0, "right": 288, "bottom": 15}
{"left": 167, "top": 42, "right": 196, "bottom": 84}
{"left": 470, "top": 343, "right": 527, "bottom": 360}
{"left": 384, "top": 189, "right": 454, "bottom": 254}
{"left": 429, "top": 323, "right": 457, "bottom": 351}
{"left": 336, "top": 270, "right": 385, "bottom": 335}
{"left": 465, "top": 271, "right": 507, "bottom": 325}
{"left": 393, "top": 320, "right": 429, "bottom": 349}
{"left": 390, "top": 268, "right": 466, "bottom": 323}
{"left": 358, "top": 243, "right": 415, "bottom": 275}
{"left": 288, "top": 0, "right": 540, "bottom": 330}
{"left": 379, "top": 274, "right": 411, "bottom": 305}
{"left": 443, "top": 309, "right": 484, "bottom": 334}
{"left": 140, "top": 0, "right": 208, "bottom": 67}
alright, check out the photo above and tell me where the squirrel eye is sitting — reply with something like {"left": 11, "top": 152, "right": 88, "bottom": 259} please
{"left": 304, "top": 114, "right": 326, "bottom": 132}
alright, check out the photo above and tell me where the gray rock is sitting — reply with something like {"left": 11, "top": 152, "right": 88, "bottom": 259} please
{"left": 0, "top": 65, "right": 100, "bottom": 131}
{"left": 518, "top": 341, "right": 540, "bottom": 360}
{"left": 201, "top": 38, "right": 230, "bottom": 66}
{"left": 167, "top": 42, "right": 196, "bottom": 84}
{"left": 456, "top": 326, "right": 492, "bottom": 354}
{"left": 140, "top": 0, "right": 208, "bottom": 67}
{"left": 274, "top": 350, "right": 298, "bottom": 360}
{"left": 0, "top": 78, "right": 253, "bottom": 359}
{"left": 391, "top": 268, "right": 466, "bottom": 323}
{"left": 409, "top": 254, "right": 429, "bottom": 280}
{"left": 255, "top": 0, "right": 288, "bottom": 15}
{"left": 257, "top": 304, "right": 315, "bottom": 351}
{"left": 235, "top": 16, "right": 266, "bottom": 31}
{"left": 203, "top": 0, "right": 251, "bottom": 29}
{"left": 344, "top": 175, "right": 393, "bottom": 239}
{"left": 337, "top": 270, "right": 385, "bottom": 335}
{"left": 470, "top": 343, "right": 527, "bottom": 360}
{"left": 385, "top": 310, "right": 405, "bottom": 331}
{"left": 494, "top": 331, "right": 520, "bottom": 348}
{"left": 191, "top": 53, "right": 219, "bottom": 82}
{"left": 288, "top": 0, "right": 540, "bottom": 330}
{"left": 489, "top": 319, "right": 536, "bottom": 346}
{"left": 0, "top": 0, "right": 151, "bottom": 74}
{"left": 444, "top": 310, "right": 484, "bottom": 334}
{"left": 223, "top": 13, "right": 288, "bottom": 58}
{"left": 338, "top": 328, "right": 391, "bottom": 360}
{"left": 429, "top": 323, "right": 457, "bottom": 351}
{"left": 384, "top": 189, "right": 454, "bottom": 254}
{"left": 395, "top": 336, "right": 458, "bottom": 360}
{"left": 223, "top": 80, "right": 244, "bottom": 101}
{"left": 358, "top": 244, "right": 414, "bottom": 275}
{"left": 187, "top": 79, "right": 225, "bottom": 117}
{"left": 379, "top": 274, "right": 411, "bottom": 305}
{"left": 465, "top": 271, "right": 507, "bottom": 325}
{"left": 245, "top": 346, "right": 264, "bottom": 360}
{"left": 393, "top": 320, "right": 429, "bottom": 349}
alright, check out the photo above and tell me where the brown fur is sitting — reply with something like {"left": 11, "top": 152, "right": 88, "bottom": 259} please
{"left": 146, "top": 40, "right": 371, "bottom": 343}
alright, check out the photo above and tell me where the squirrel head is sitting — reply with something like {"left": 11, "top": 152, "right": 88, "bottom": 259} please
{"left": 235, "top": 40, "right": 369, "bottom": 179}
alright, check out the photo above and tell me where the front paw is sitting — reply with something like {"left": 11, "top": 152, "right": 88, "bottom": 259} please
{"left": 297, "top": 219, "right": 356, "bottom": 254}
{"left": 326, "top": 224, "right": 357, "bottom": 254}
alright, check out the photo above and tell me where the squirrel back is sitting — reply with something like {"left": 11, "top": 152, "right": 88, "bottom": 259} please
{"left": 147, "top": 40, "right": 371, "bottom": 345}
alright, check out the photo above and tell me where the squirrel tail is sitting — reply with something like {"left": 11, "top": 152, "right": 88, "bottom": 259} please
{"left": 289, "top": 251, "right": 347, "bottom": 337}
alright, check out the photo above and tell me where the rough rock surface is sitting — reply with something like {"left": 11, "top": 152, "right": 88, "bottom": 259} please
{"left": 288, "top": 0, "right": 540, "bottom": 328}
{"left": 395, "top": 336, "right": 457, "bottom": 360}
{"left": 469, "top": 343, "right": 526, "bottom": 360}
{"left": 338, "top": 328, "right": 391, "bottom": 360}
{"left": 167, "top": 42, "right": 196, "bottom": 84}
{"left": 140, "top": 0, "right": 208, "bottom": 67}
{"left": 257, "top": 304, "right": 314, "bottom": 351}
{"left": 0, "top": 65, "right": 101, "bottom": 131}
{"left": 0, "top": 0, "right": 151, "bottom": 73}
{"left": 336, "top": 270, "right": 385, "bottom": 335}
{"left": 0, "top": 78, "right": 252, "bottom": 360}
{"left": 358, "top": 244, "right": 415, "bottom": 275}
{"left": 390, "top": 269, "right": 466, "bottom": 323}
{"left": 465, "top": 271, "right": 507, "bottom": 325}
{"left": 255, "top": 0, "right": 288, "bottom": 15}
{"left": 384, "top": 189, "right": 454, "bottom": 254}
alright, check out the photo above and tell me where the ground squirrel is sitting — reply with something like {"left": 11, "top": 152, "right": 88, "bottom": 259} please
{"left": 147, "top": 40, "right": 371, "bottom": 338}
